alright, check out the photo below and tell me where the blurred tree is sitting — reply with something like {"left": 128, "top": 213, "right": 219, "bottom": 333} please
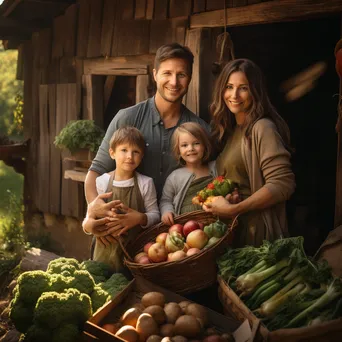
{"left": 0, "top": 40, "right": 23, "bottom": 138}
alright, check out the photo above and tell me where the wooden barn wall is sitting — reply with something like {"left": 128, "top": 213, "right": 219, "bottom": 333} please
{"left": 20, "top": 0, "right": 268, "bottom": 219}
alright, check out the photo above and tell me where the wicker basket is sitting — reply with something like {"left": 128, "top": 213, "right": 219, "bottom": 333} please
{"left": 120, "top": 210, "right": 238, "bottom": 295}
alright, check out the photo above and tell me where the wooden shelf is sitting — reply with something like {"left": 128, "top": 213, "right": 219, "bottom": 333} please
{"left": 64, "top": 170, "right": 87, "bottom": 183}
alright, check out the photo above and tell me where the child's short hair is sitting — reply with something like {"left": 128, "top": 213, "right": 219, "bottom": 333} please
{"left": 109, "top": 126, "right": 145, "bottom": 152}
{"left": 172, "top": 122, "right": 212, "bottom": 164}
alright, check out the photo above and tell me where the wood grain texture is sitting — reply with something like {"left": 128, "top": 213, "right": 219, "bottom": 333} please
{"left": 87, "top": 0, "right": 104, "bottom": 58}
{"left": 76, "top": 0, "right": 91, "bottom": 57}
{"left": 169, "top": 0, "right": 191, "bottom": 18}
{"left": 191, "top": 0, "right": 342, "bottom": 28}
{"left": 100, "top": 0, "right": 117, "bottom": 57}
{"left": 154, "top": 0, "right": 168, "bottom": 19}
{"left": 135, "top": 0, "right": 147, "bottom": 18}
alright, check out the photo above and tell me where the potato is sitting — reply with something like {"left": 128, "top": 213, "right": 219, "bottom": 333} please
{"left": 164, "top": 302, "right": 183, "bottom": 324}
{"left": 172, "top": 336, "right": 188, "bottom": 342}
{"left": 102, "top": 322, "right": 122, "bottom": 334}
{"left": 115, "top": 325, "right": 139, "bottom": 342}
{"left": 121, "top": 307, "right": 143, "bottom": 327}
{"left": 203, "top": 335, "right": 224, "bottom": 342}
{"left": 178, "top": 301, "right": 191, "bottom": 314}
{"left": 205, "top": 328, "right": 219, "bottom": 336}
{"left": 144, "top": 305, "right": 167, "bottom": 325}
{"left": 136, "top": 313, "right": 159, "bottom": 342}
{"left": 160, "top": 323, "right": 175, "bottom": 337}
{"left": 161, "top": 338, "right": 173, "bottom": 342}
{"left": 185, "top": 303, "right": 209, "bottom": 327}
{"left": 146, "top": 335, "right": 163, "bottom": 342}
{"left": 141, "top": 292, "right": 166, "bottom": 308}
{"left": 174, "top": 315, "right": 202, "bottom": 338}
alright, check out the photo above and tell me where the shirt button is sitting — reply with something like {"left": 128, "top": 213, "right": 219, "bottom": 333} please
{"left": 162, "top": 151, "right": 165, "bottom": 155}
{"left": 160, "top": 121, "right": 164, "bottom": 125}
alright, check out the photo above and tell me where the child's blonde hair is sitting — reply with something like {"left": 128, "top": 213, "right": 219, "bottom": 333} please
{"left": 172, "top": 122, "right": 212, "bottom": 165}
{"left": 109, "top": 126, "right": 145, "bottom": 152}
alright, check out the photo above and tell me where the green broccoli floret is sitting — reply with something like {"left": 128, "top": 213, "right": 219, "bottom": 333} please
{"left": 51, "top": 323, "right": 80, "bottom": 342}
{"left": 50, "top": 270, "right": 95, "bottom": 294}
{"left": 34, "top": 288, "right": 92, "bottom": 329}
{"left": 19, "top": 324, "right": 52, "bottom": 342}
{"left": 46, "top": 257, "right": 80, "bottom": 274}
{"left": 14, "top": 270, "right": 51, "bottom": 305}
{"left": 80, "top": 260, "right": 112, "bottom": 284}
{"left": 9, "top": 296, "right": 35, "bottom": 333}
{"left": 91, "top": 273, "right": 129, "bottom": 312}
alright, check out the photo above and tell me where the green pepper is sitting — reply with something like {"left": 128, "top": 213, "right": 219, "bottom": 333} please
{"left": 212, "top": 220, "right": 228, "bottom": 238}
{"left": 203, "top": 223, "right": 215, "bottom": 239}
{"left": 205, "top": 236, "right": 221, "bottom": 248}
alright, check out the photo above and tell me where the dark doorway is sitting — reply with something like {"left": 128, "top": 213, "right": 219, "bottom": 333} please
{"left": 228, "top": 16, "right": 340, "bottom": 255}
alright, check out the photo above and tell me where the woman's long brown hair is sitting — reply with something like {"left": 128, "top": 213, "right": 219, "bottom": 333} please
{"left": 210, "top": 59, "right": 291, "bottom": 151}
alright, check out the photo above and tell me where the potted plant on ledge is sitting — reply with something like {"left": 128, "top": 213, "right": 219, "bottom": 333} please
{"left": 54, "top": 120, "right": 105, "bottom": 161}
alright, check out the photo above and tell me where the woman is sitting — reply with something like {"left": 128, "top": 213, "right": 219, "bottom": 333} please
{"left": 204, "top": 59, "right": 295, "bottom": 247}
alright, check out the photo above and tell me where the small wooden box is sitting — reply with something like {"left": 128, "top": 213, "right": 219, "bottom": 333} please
{"left": 83, "top": 276, "right": 243, "bottom": 342}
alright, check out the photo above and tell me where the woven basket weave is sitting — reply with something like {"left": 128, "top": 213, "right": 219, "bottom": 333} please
{"left": 120, "top": 210, "right": 238, "bottom": 295}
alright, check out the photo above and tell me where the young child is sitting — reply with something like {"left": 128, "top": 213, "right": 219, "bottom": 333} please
{"left": 82, "top": 126, "right": 160, "bottom": 271}
{"left": 159, "top": 122, "right": 217, "bottom": 225}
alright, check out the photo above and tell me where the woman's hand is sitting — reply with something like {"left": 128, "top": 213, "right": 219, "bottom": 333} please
{"left": 162, "top": 212, "right": 174, "bottom": 226}
{"left": 203, "top": 196, "right": 238, "bottom": 217}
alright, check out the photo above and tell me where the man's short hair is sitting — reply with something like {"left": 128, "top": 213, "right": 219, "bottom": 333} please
{"left": 154, "top": 43, "right": 194, "bottom": 74}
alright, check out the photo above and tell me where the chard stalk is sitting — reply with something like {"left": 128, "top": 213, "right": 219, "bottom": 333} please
{"left": 236, "top": 260, "right": 267, "bottom": 284}
{"left": 255, "top": 283, "right": 305, "bottom": 318}
{"left": 237, "top": 259, "right": 289, "bottom": 295}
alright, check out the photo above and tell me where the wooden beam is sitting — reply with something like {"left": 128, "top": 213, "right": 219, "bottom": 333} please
{"left": 190, "top": 0, "right": 342, "bottom": 28}
{"left": 83, "top": 54, "right": 154, "bottom": 75}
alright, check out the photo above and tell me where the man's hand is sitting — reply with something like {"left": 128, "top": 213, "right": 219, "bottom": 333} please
{"left": 162, "top": 212, "right": 174, "bottom": 226}
{"left": 203, "top": 195, "right": 237, "bottom": 217}
{"left": 87, "top": 192, "right": 122, "bottom": 218}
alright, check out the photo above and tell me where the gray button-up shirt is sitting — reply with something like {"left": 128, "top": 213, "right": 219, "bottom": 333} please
{"left": 90, "top": 97, "right": 210, "bottom": 197}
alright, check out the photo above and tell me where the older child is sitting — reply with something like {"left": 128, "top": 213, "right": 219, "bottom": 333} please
{"left": 82, "top": 126, "right": 160, "bottom": 271}
{"left": 159, "top": 122, "right": 217, "bottom": 225}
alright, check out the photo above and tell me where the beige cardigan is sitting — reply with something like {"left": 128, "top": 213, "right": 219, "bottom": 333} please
{"left": 241, "top": 118, "right": 296, "bottom": 245}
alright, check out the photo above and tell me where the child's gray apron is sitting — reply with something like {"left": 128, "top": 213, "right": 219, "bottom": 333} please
{"left": 93, "top": 173, "right": 145, "bottom": 272}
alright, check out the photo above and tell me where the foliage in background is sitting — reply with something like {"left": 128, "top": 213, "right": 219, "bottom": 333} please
{"left": 8, "top": 93, "right": 24, "bottom": 136}
{"left": 0, "top": 41, "right": 24, "bottom": 139}
{"left": 54, "top": 120, "right": 105, "bottom": 154}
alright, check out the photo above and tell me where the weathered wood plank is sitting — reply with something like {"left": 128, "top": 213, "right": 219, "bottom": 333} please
{"left": 48, "top": 84, "right": 60, "bottom": 214}
{"left": 116, "top": 0, "right": 134, "bottom": 19}
{"left": 38, "top": 85, "right": 50, "bottom": 212}
{"left": 83, "top": 55, "right": 154, "bottom": 74}
{"left": 136, "top": 75, "right": 150, "bottom": 103}
{"left": 23, "top": 41, "right": 33, "bottom": 140}
{"left": 169, "top": 0, "right": 191, "bottom": 18}
{"left": 59, "top": 57, "right": 76, "bottom": 83}
{"left": 37, "top": 28, "right": 52, "bottom": 84}
{"left": 104, "top": 76, "right": 116, "bottom": 112}
{"left": 154, "top": 0, "right": 168, "bottom": 19}
{"left": 76, "top": 0, "right": 91, "bottom": 57}
{"left": 75, "top": 58, "right": 83, "bottom": 120}
{"left": 205, "top": 0, "right": 226, "bottom": 11}
{"left": 64, "top": 170, "right": 87, "bottom": 182}
{"left": 100, "top": 0, "right": 117, "bottom": 57}
{"left": 191, "top": 0, "right": 342, "bottom": 28}
{"left": 149, "top": 17, "right": 188, "bottom": 53}
{"left": 192, "top": 0, "right": 205, "bottom": 13}
{"left": 16, "top": 43, "right": 24, "bottom": 80}
{"left": 112, "top": 19, "right": 150, "bottom": 56}
{"left": 87, "top": 0, "right": 103, "bottom": 58}
{"left": 64, "top": 4, "right": 78, "bottom": 57}
{"left": 135, "top": 0, "right": 147, "bottom": 18}
{"left": 146, "top": 0, "right": 154, "bottom": 19}
{"left": 52, "top": 14, "right": 65, "bottom": 59}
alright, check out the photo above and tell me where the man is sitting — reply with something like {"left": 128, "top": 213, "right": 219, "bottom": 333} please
{"left": 84, "top": 43, "right": 209, "bottom": 244}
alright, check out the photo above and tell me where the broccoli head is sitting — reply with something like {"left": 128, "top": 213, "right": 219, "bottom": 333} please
{"left": 51, "top": 323, "right": 80, "bottom": 342}
{"left": 14, "top": 270, "right": 51, "bottom": 305}
{"left": 91, "top": 285, "right": 111, "bottom": 312}
{"left": 34, "top": 288, "right": 92, "bottom": 329}
{"left": 9, "top": 297, "right": 34, "bottom": 333}
{"left": 19, "top": 324, "right": 52, "bottom": 342}
{"left": 50, "top": 270, "right": 95, "bottom": 294}
{"left": 80, "top": 260, "right": 112, "bottom": 284}
{"left": 46, "top": 257, "right": 80, "bottom": 274}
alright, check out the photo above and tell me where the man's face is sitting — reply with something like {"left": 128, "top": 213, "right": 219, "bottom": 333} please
{"left": 153, "top": 58, "right": 191, "bottom": 104}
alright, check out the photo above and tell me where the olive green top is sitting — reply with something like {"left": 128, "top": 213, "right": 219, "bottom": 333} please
{"left": 180, "top": 175, "right": 213, "bottom": 214}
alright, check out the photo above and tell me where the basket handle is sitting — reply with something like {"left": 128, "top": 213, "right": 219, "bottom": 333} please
{"left": 114, "top": 235, "right": 134, "bottom": 262}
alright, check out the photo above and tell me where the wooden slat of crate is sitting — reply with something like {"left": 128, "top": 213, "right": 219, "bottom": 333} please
{"left": 77, "top": 0, "right": 91, "bottom": 57}
{"left": 87, "top": 0, "right": 104, "bottom": 58}
{"left": 100, "top": 0, "right": 117, "bottom": 57}
{"left": 84, "top": 277, "right": 241, "bottom": 341}
{"left": 48, "top": 84, "right": 61, "bottom": 215}
{"left": 169, "top": 0, "right": 191, "bottom": 17}
{"left": 149, "top": 17, "right": 187, "bottom": 53}
{"left": 154, "top": 0, "right": 168, "bottom": 19}
{"left": 37, "top": 85, "right": 51, "bottom": 213}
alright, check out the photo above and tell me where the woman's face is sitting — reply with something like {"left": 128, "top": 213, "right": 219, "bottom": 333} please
{"left": 223, "top": 71, "right": 252, "bottom": 124}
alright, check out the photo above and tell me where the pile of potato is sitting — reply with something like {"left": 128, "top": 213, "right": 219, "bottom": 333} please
{"left": 102, "top": 291, "right": 234, "bottom": 342}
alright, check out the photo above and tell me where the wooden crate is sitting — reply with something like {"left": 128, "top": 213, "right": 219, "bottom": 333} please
{"left": 218, "top": 275, "right": 342, "bottom": 342}
{"left": 83, "top": 276, "right": 244, "bottom": 342}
